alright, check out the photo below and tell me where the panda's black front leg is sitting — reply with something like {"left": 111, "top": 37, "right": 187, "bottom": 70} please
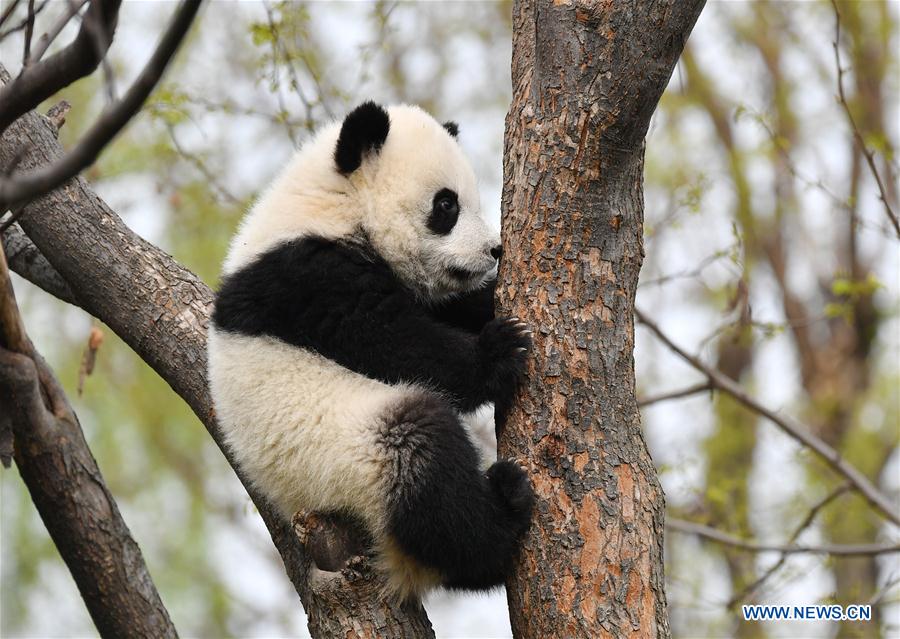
{"left": 430, "top": 278, "right": 497, "bottom": 333}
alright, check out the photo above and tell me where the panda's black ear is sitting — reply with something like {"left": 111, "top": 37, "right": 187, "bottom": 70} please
{"left": 443, "top": 121, "right": 459, "bottom": 138}
{"left": 334, "top": 101, "right": 390, "bottom": 174}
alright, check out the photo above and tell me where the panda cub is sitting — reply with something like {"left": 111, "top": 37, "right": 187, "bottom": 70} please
{"left": 208, "top": 101, "right": 534, "bottom": 599}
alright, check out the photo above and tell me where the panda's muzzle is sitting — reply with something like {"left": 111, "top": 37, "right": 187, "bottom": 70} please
{"left": 446, "top": 265, "right": 486, "bottom": 281}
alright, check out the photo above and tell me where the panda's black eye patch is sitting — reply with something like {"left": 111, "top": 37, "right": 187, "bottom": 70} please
{"left": 428, "top": 189, "right": 460, "bottom": 235}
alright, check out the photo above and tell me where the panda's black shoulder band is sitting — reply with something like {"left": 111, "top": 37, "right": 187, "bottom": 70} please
{"left": 334, "top": 101, "right": 390, "bottom": 174}
{"left": 212, "top": 236, "right": 497, "bottom": 413}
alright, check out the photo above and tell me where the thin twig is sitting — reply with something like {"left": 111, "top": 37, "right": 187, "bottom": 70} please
{"left": 0, "top": 0, "right": 202, "bottom": 209}
{"left": 668, "top": 517, "right": 899, "bottom": 556}
{"left": 0, "top": 0, "right": 47, "bottom": 41}
{"left": 868, "top": 572, "right": 900, "bottom": 607}
{"left": 635, "top": 307, "right": 900, "bottom": 527}
{"left": 30, "top": 0, "right": 91, "bottom": 63}
{"left": 638, "top": 382, "right": 712, "bottom": 407}
{"left": 81, "top": 0, "right": 116, "bottom": 100}
{"left": 639, "top": 246, "right": 735, "bottom": 289}
{"left": 165, "top": 123, "right": 241, "bottom": 205}
{"left": 260, "top": 1, "right": 302, "bottom": 145}
{"left": 0, "top": 0, "right": 23, "bottom": 32}
{"left": 22, "top": 0, "right": 35, "bottom": 65}
{"left": 830, "top": 0, "right": 900, "bottom": 239}
{"left": 726, "top": 483, "right": 851, "bottom": 607}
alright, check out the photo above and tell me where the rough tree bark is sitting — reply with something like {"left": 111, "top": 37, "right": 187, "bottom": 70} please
{"left": 0, "top": 103, "right": 433, "bottom": 638}
{"left": 497, "top": 2, "right": 705, "bottom": 637}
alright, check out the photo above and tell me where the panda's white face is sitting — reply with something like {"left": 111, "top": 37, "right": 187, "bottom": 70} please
{"left": 222, "top": 103, "right": 500, "bottom": 301}
{"left": 351, "top": 105, "right": 500, "bottom": 301}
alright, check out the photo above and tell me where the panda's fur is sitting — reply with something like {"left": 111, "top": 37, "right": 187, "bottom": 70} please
{"left": 208, "top": 102, "right": 534, "bottom": 600}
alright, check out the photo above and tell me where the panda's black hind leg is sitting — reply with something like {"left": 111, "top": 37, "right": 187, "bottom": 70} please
{"left": 379, "top": 393, "right": 534, "bottom": 591}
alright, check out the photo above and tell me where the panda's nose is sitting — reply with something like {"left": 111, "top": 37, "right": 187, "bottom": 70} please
{"left": 490, "top": 244, "right": 502, "bottom": 260}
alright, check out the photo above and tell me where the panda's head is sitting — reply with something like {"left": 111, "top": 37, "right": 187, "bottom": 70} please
{"left": 225, "top": 102, "right": 499, "bottom": 301}
{"left": 334, "top": 102, "right": 499, "bottom": 301}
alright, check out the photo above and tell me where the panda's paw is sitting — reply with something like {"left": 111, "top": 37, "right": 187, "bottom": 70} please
{"left": 478, "top": 317, "right": 532, "bottom": 401}
{"left": 487, "top": 460, "right": 535, "bottom": 531}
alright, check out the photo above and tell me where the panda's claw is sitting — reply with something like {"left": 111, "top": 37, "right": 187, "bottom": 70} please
{"left": 478, "top": 316, "right": 533, "bottom": 402}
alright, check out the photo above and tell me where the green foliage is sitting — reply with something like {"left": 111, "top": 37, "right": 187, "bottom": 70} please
{"left": 826, "top": 272, "right": 883, "bottom": 322}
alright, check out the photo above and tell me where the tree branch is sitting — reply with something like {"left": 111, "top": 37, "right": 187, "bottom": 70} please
{"left": 667, "top": 517, "right": 899, "bottom": 557}
{"left": 0, "top": 0, "right": 201, "bottom": 209}
{"left": 635, "top": 307, "right": 900, "bottom": 527}
{"left": 0, "top": 0, "right": 23, "bottom": 33}
{"left": 725, "top": 483, "right": 852, "bottom": 608}
{"left": 21, "top": 0, "right": 36, "bottom": 65}
{"left": 0, "top": 0, "right": 120, "bottom": 134}
{"left": 0, "top": 243, "right": 177, "bottom": 638}
{"left": 29, "top": 0, "right": 91, "bottom": 64}
{"left": 638, "top": 382, "right": 712, "bottom": 408}
{"left": 830, "top": 0, "right": 900, "bottom": 239}
{"left": 0, "top": 91, "right": 434, "bottom": 639}
{"left": 0, "top": 0, "right": 48, "bottom": 42}
{"left": 1, "top": 221, "right": 77, "bottom": 305}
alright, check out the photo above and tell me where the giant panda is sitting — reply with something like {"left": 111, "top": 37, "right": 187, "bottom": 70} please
{"left": 208, "top": 101, "right": 534, "bottom": 600}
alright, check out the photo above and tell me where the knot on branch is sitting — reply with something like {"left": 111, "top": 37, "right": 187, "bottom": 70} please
{"left": 292, "top": 510, "right": 369, "bottom": 572}
{"left": 289, "top": 510, "right": 435, "bottom": 637}
{"left": 290, "top": 510, "right": 388, "bottom": 599}
{"left": 44, "top": 100, "right": 70, "bottom": 137}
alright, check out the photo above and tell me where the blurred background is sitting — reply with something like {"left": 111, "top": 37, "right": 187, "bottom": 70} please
{"left": 0, "top": 1, "right": 897, "bottom": 637}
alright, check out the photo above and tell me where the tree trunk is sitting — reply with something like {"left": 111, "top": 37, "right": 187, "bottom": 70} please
{"left": 497, "top": 1, "right": 705, "bottom": 637}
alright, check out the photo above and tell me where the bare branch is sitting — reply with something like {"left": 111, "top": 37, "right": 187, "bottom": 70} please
{"left": 30, "top": 0, "right": 91, "bottom": 64}
{"left": 0, "top": 250, "right": 29, "bottom": 353}
{"left": 0, "top": 0, "right": 47, "bottom": 42}
{"left": 21, "top": 0, "right": 35, "bottom": 65}
{"left": 0, "top": 0, "right": 23, "bottom": 32}
{"left": 0, "top": 0, "right": 120, "bottom": 134}
{"left": 44, "top": 99, "right": 71, "bottom": 133}
{"left": 726, "top": 484, "right": 851, "bottom": 607}
{"left": 830, "top": 0, "right": 900, "bottom": 239}
{"left": 165, "top": 123, "right": 241, "bottom": 205}
{"left": 1, "top": 222, "right": 77, "bottom": 305}
{"left": 0, "top": 0, "right": 202, "bottom": 209}
{"left": 635, "top": 307, "right": 900, "bottom": 527}
{"left": 668, "top": 517, "right": 898, "bottom": 557}
{"left": 81, "top": 0, "right": 116, "bottom": 101}
{"left": 638, "top": 382, "right": 712, "bottom": 407}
